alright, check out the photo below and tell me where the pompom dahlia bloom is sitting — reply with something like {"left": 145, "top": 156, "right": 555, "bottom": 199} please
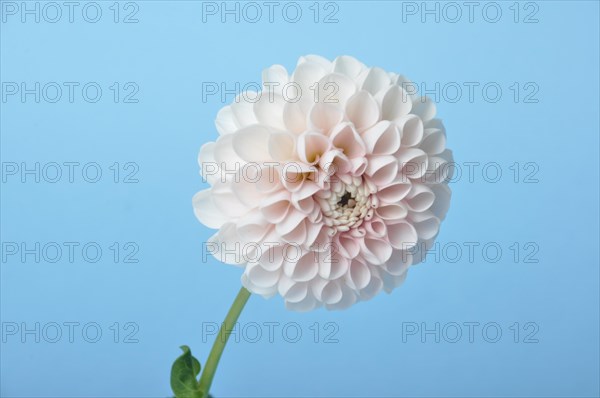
{"left": 194, "top": 55, "right": 453, "bottom": 311}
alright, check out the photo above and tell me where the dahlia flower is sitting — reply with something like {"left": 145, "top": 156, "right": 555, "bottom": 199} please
{"left": 193, "top": 55, "right": 453, "bottom": 311}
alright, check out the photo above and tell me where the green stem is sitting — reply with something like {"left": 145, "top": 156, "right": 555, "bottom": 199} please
{"left": 199, "top": 286, "right": 251, "bottom": 398}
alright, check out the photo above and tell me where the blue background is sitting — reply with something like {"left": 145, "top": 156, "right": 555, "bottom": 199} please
{"left": 1, "top": 1, "right": 599, "bottom": 397}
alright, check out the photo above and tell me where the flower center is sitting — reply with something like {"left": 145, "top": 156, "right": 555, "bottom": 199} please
{"left": 337, "top": 191, "right": 353, "bottom": 208}
{"left": 317, "top": 178, "right": 371, "bottom": 232}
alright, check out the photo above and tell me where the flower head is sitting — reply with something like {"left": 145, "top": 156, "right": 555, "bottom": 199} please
{"left": 194, "top": 55, "right": 453, "bottom": 311}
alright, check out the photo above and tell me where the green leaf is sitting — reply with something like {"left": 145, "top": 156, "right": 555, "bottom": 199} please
{"left": 170, "top": 345, "right": 203, "bottom": 398}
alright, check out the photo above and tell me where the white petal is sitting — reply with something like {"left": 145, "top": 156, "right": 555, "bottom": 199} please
{"left": 382, "top": 272, "right": 408, "bottom": 293}
{"left": 319, "top": 149, "right": 351, "bottom": 175}
{"left": 284, "top": 251, "right": 319, "bottom": 282}
{"left": 285, "top": 293, "right": 318, "bottom": 312}
{"left": 365, "top": 218, "right": 387, "bottom": 238}
{"left": 360, "top": 237, "right": 393, "bottom": 265}
{"left": 275, "top": 208, "right": 307, "bottom": 236}
{"left": 245, "top": 261, "right": 281, "bottom": 288}
{"left": 325, "top": 284, "right": 357, "bottom": 310}
{"left": 317, "top": 73, "right": 357, "bottom": 108}
{"left": 420, "top": 128, "right": 446, "bottom": 155}
{"left": 207, "top": 223, "right": 245, "bottom": 265}
{"left": 198, "top": 142, "right": 219, "bottom": 184}
{"left": 260, "top": 190, "right": 291, "bottom": 223}
{"left": 423, "top": 156, "right": 451, "bottom": 184}
{"left": 376, "top": 203, "right": 408, "bottom": 222}
{"left": 212, "top": 182, "right": 250, "bottom": 218}
{"left": 347, "top": 259, "right": 371, "bottom": 290}
{"left": 232, "top": 125, "right": 273, "bottom": 162}
{"left": 412, "top": 96, "right": 437, "bottom": 123}
{"left": 280, "top": 219, "right": 307, "bottom": 244}
{"left": 410, "top": 211, "right": 440, "bottom": 241}
{"left": 215, "top": 106, "right": 238, "bottom": 135}
{"left": 292, "top": 181, "right": 320, "bottom": 202}
{"left": 278, "top": 275, "right": 307, "bottom": 302}
{"left": 230, "top": 93, "right": 258, "bottom": 127}
{"left": 385, "top": 250, "right": 412, "bottom": 276}
{"left": 387, "top": 221, "right": 418, "bottom": 250}
{"left": 332, "top": 55, "right": 367, "bottom": 79}
{"left": 365, "top": 155, "right": 398, "bottom": 187}
{"left": 297, "top": 131, "right": 330, "bottom": 164}
{"left": 405, "top": 184, "right": 435, "bottom": 212}
{"left": 192, "top": 189, "right": 229, "bottom": 229}
{"left": 377, "top": 179, "right": 412, "bottom": 203}
{"left": 262, "top": 64, "right": 288, "bottom": 89}
{"left": 214, "top": 133, "right": 243, "bottom": 170}
{"left": 362, "top": 121, "right": 401, "bottom": 156}
{"left": 381, "top": 85, "right": 412, "bottom": 121}
{"left": 396, "top": 114, "right": 424, "bottom": 147}
{"left": 254, "top": 94, "right": 286, "bottom": 130}
{"left": 283, "top": 101, "right": 307, "bottom": 134}
{"left": 298, "top": 54, "right": 333, "bottom": 71}
{"left": 231, "top": 175, "right": 263, "bottom": 208}
{"left": 254, "top": 165, "right": 282, "bottom": 194}
{"left": 351, "top": 157, "right": 368, "bottom": 175}
{"left": 255, "top": 245, "right": 285, "bottom": 272}
{"left": 314, "top": 279, "right": 343, "bottom": 305}
{"left": 359, "top": 67, "right": 392, "bottom": 95}
{"left": 335, "top": 233, "right": 360, "bottom": 258}
{"left": 327, "top": 250, "right": 350, "bottom": 280}
{"left": 268, "top": 131, "right": 296, "bottom": 161}
{"left": 345, "top": 90, "right": 380, "bottom": 131}
{"left": 292, "top": 61, "right": 327, "bottom": 94}
{"left": 236, "top": 210, "right": 270, "bottom": 242}
{"left": 429, "top": 183, "right": 452, "bottom": 221}
{"left": 241, "top": 272, "right": 278, "bottom": 297}
{"left": 307, "top": 102, "right": 345, "bottom": 135}
{"left": 330, "top": 122, "right": 366, "bottom": 159}
{"left": 397, "top": 148, "right": 428, "bottom": 180}
{"left": 358, "top": 272, "right": 383, "bottom": 301}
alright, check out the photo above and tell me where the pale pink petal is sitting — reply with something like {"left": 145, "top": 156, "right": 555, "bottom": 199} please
{"left": 359, "top": 67, "right": 392, "bottom": 95}
{"left": 405, "top": 184, "right": 435, "bottom": 212}
{"left": 365, "top": 155, "right": 398, "bottom": 187}
{"left": 332, "top": 55, "right": 367, "bottom": 79}
{"left": 268, "top": 131, "right": 296, "bottom": 161}
{"left": 412, "top": 96, "right": 437, "bottom": 123}
{"left": 330, "top": 122, "right": 366, "bottom": 159}
{"left": 397, "top": 148, "right": 429, "bottom": 180}
{"left": 297, "top": 131, "right": 330, "bottom": 164}
{"left": 260, "top": 190, "right": 291, "bottom": 223}
{"left": 345, "top": 90, "right": 380, "bottom": 131}
{"left": 254, "top": 94, "right": 286, "bottom": 130}
{"left": 387, "top": 221, "right": 418, "bottom": 250}
{"left": 192, "top": 189, "right": 229, "bottom": 229}
{"left": 381, "top": 84, "right": 413, "bottom": 121}
{"left": 232, "top": 125, "right": 272, "bottom": 162}
{"left": 284, "top": 251, "right": 319, "bottom": 282}
{"left": 396, "top": 114, "right": 424, "bottom": 148}
{"left": 215, "top": 106, "right": 238, "bottom": 135}
{"left": 317, "top": 73, "right": 357, "bottom": 107}
{"left": 362, "top": 121, "right": 401, "bottom": 156}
